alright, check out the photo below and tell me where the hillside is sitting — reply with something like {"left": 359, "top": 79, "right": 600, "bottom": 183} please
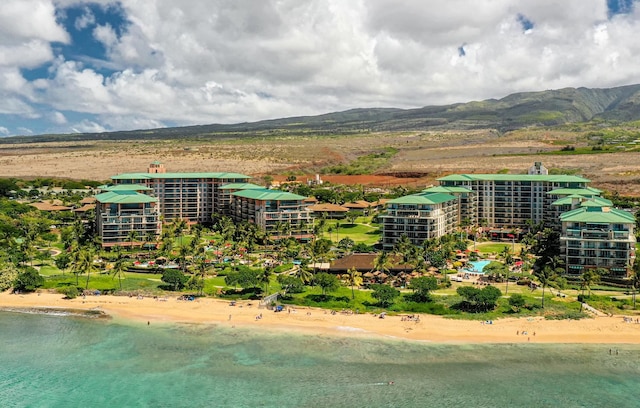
{"left": 3, "top": 84, "right": 640, "bottom": 143}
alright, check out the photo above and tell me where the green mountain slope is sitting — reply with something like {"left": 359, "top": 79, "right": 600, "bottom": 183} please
{"left": 4, "top": 84, "right": 640, "bottom": 143}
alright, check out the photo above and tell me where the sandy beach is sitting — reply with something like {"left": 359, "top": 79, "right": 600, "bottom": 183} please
{"left": 1, "top": 291, "right": 639, "bottom": 344}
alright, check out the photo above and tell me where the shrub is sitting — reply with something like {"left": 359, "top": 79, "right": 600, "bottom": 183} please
{"left": 13, "top": 268, "right": 44, "bottom": 292}
{"left": 59, "top": 286, "right": 79, "bottom": 299}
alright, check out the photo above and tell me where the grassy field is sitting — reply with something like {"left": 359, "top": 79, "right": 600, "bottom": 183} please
{"left": 319, "top": 217, "right": 381, "bottom": 245}
{"left": 471, "top": 241, "right": 523, "bottom": 254}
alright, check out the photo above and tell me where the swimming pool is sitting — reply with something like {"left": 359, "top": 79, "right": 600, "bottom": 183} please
{"left": 466, "top": 260, "right": 491, "bottom": 274}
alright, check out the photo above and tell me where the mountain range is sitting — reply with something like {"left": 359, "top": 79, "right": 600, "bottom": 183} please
{"left": 5, "top": 83, "right": 640, "bottom": 143}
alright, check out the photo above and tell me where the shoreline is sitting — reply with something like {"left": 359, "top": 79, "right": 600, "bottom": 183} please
{"left": 2, "top": 291, "right": 640, "bottom": 344}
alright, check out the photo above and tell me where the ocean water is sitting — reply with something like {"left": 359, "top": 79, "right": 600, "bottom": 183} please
{"left": 1, "top": 311, "right": 639, "bottom": 408}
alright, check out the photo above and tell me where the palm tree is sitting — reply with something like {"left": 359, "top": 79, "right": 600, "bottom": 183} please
{"left": 373, "top": 251, "right": 392, "bottom": 275}
{"left": 177, "top": 243, "right": 190, "bottom": 273}
{"left": 535, "top": 265, "right": 556, "bottom": 308}
{"left": 345, "top": 267, "right": 363, "bottom": 299}
{"left": 76, "top": 248, "right": 96, "bottom": 289}
{"left": 581, "top": 269, "right": 601, "bottom": 297}
{"left": 127, "top": 230, "right": 139, "bottom": 251}
{"left": 298, "top": 219, "right": 308, "bottom": 241}
{"left": 258, "top": 267, "right": 273, "bottom": 297}
{"left": 111, "top": 254, "right": 127, "bottom": 290}
{"left": 145, "top": 231, "right": 156, "bottom": 258}
{"left": 173, "top": 218, "right": 188, "bottom": 247}
{"left": 631, "top": 258, "right": 640, "bottom": 309}
{"left": 294, "top": 266, "right": 313, "bottom": 285}
{"left": 393, "top": 235, "right": 413, "bottom": 274}
{"left": 500, "top": 245, "right": 514, "bottom": 295}
{"left": 190, "top": 258, "right": 208, "bottom": 296}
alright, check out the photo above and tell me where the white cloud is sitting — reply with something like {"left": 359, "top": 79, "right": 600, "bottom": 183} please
{"left": 50, "top": 111, "right": 67, "bottom": 124}
{"left": 3, "top": 0, "right": 640, "bottom": 135}
{"left": 0, "top": 0, "right": 69, "bottom": 44}
{"left": 74, "top": 6, "right": 95, "bottom": 30}
{"left": 71, "top": 119, "right": 107, "bottom": 133}
{"left": 0, "top": 126, "right": 9, "bottom": 135}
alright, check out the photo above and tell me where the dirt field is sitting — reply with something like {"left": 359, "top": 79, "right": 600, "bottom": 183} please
{"left": 1, "top": 130, "right": 639, "bottom": 194}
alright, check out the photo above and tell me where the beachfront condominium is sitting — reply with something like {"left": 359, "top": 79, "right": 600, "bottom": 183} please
{"left": 382, "top": 163, "right": 636, "bottom": 275}
{"left": 560, "top": 199, "right": 636, "bottom": 276}
{"left": 437, "top": 169, "right": 592, "bottom": 229}
{"left": 110, "top": 162, "right": 251, "bottom": 223}
{"left": 94, "top": 185, "right": 161, "bottom": 247}
{"left": 380, "top": 192, "right": 459, "bottom": 250}
{"left": 230, "top": 188, "right": 313, "bottom": 240}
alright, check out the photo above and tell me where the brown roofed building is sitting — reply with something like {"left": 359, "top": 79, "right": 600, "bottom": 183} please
{"left": 307, "top": 203, "right": 349, "bottom": 219}
{"left": 80, "top": 196, "right": 97, "bottom": 205}
{"left": 343, "top": 200, "right": 371, "bottom": 211}
{"left": 29, "top": 201, "right": 72, "bottom": 212}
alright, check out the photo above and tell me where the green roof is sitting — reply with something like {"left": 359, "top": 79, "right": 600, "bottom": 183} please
{"left": 438, "top": 174, "right": 590, "bottom": 183}
{"left": 111, "top": 172, "right": 251, "bottom": 180}
{"left": 231, "top": 188, "right": 307, "bottom": 201}
{"left": 101, "top": 184, "right": 152, "bottom": 191}
{"left": 551, "top": 194, "right": 584, "bottom": 206}
{"left": 581, "top": 197, "right": 613, "bottom": 207}
{"left": 551, "top": 195, "right": 612, "bottom": 207}
{"left": 560, "top": 206, "right": 635, "bottom": 223}
{"left": 94, "top": 191, "right": 157, "bottom": 204}
{"left": 422, "top": 186, "right": 472, "bottom": 193}
{"left": 219, "top": 183, "right": 265, "bottom": 190}
{"left": 547, "top": 187, "right": 601, "bottom": 196}
{"left": 388, "top": 192, "right": 457, "bottom": 205}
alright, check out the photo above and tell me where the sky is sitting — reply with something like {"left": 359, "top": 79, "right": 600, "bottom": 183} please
{"left": 1, "top": 0, "right": 640, "bottom": 137}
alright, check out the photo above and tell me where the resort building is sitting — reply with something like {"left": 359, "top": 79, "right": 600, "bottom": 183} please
{"left": 94, "top": 187, "right": 161, "bottom": 247}
{"left": 218, "top": 183, "right": 265, "bottom": 216}
{"left": 437, "top": 172, "right": 592, "bottom": 229}
{"left": 383, "top": 163, "right": 636, "bottom": 275}
{"left": 560, "top": 200, "right": 636, "bottom": 276}
{"left": 380, "top": 192, "right": 459, "bottom": 250}
{"left": 110, "top": 162, "right": 250, "bottom": 223}
{"left": 229, "top": 188, "right": 313, "bottom": 240}
{"left": 422, "top": 185, "right": 477, "bottom": 226}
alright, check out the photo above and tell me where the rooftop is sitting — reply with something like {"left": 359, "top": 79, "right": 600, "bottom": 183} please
{"left": 438, "top": 174, "right": 591, "bottom": 183}
{"left": 219, "top": 183, "right": 265, "bottom": 190}
{"left": 547, "top": 187, "right": 602, "bottom": 196}
{"left": 231, "top": 188, "right": 307, "bottom": 201}
{"left": 388, "top": 192, "right": 457, "bottom": 205}
{"left": 94, "top": 191, "right": 158, "bottom": 204}
{"left": 100, "top": 184, "right": 152, "bottom": 191}
{"left": 111, "top": 172, "right": 251, "bottom": 180}
{"left": 560, "top": 206, "right": 635, "bottom": 223}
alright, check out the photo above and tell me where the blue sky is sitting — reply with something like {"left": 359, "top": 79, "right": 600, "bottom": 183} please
{"left": 1, "top": 0, "right": 640, "bottom": 137}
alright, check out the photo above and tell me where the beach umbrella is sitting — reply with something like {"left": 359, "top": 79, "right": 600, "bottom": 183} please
{"left": 364, "top": 272, "right": 374, "bottom": 278}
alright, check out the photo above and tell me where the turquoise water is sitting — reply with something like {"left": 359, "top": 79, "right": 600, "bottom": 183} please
{"left": 466, "top": 260, "right": 491, "bottom": 274}
{"left": 1, "top": 311, "right": 640, "bottom": 407}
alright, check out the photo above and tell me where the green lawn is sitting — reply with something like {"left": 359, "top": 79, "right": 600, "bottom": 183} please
{"left": 42, "top": 272, "right": 165, "bottom": 292}
{"left": 471, "top": 241, "right": 522, "bottom": 254}
{"left": 319, "top": 218, "right": 381, "bottom": 245}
